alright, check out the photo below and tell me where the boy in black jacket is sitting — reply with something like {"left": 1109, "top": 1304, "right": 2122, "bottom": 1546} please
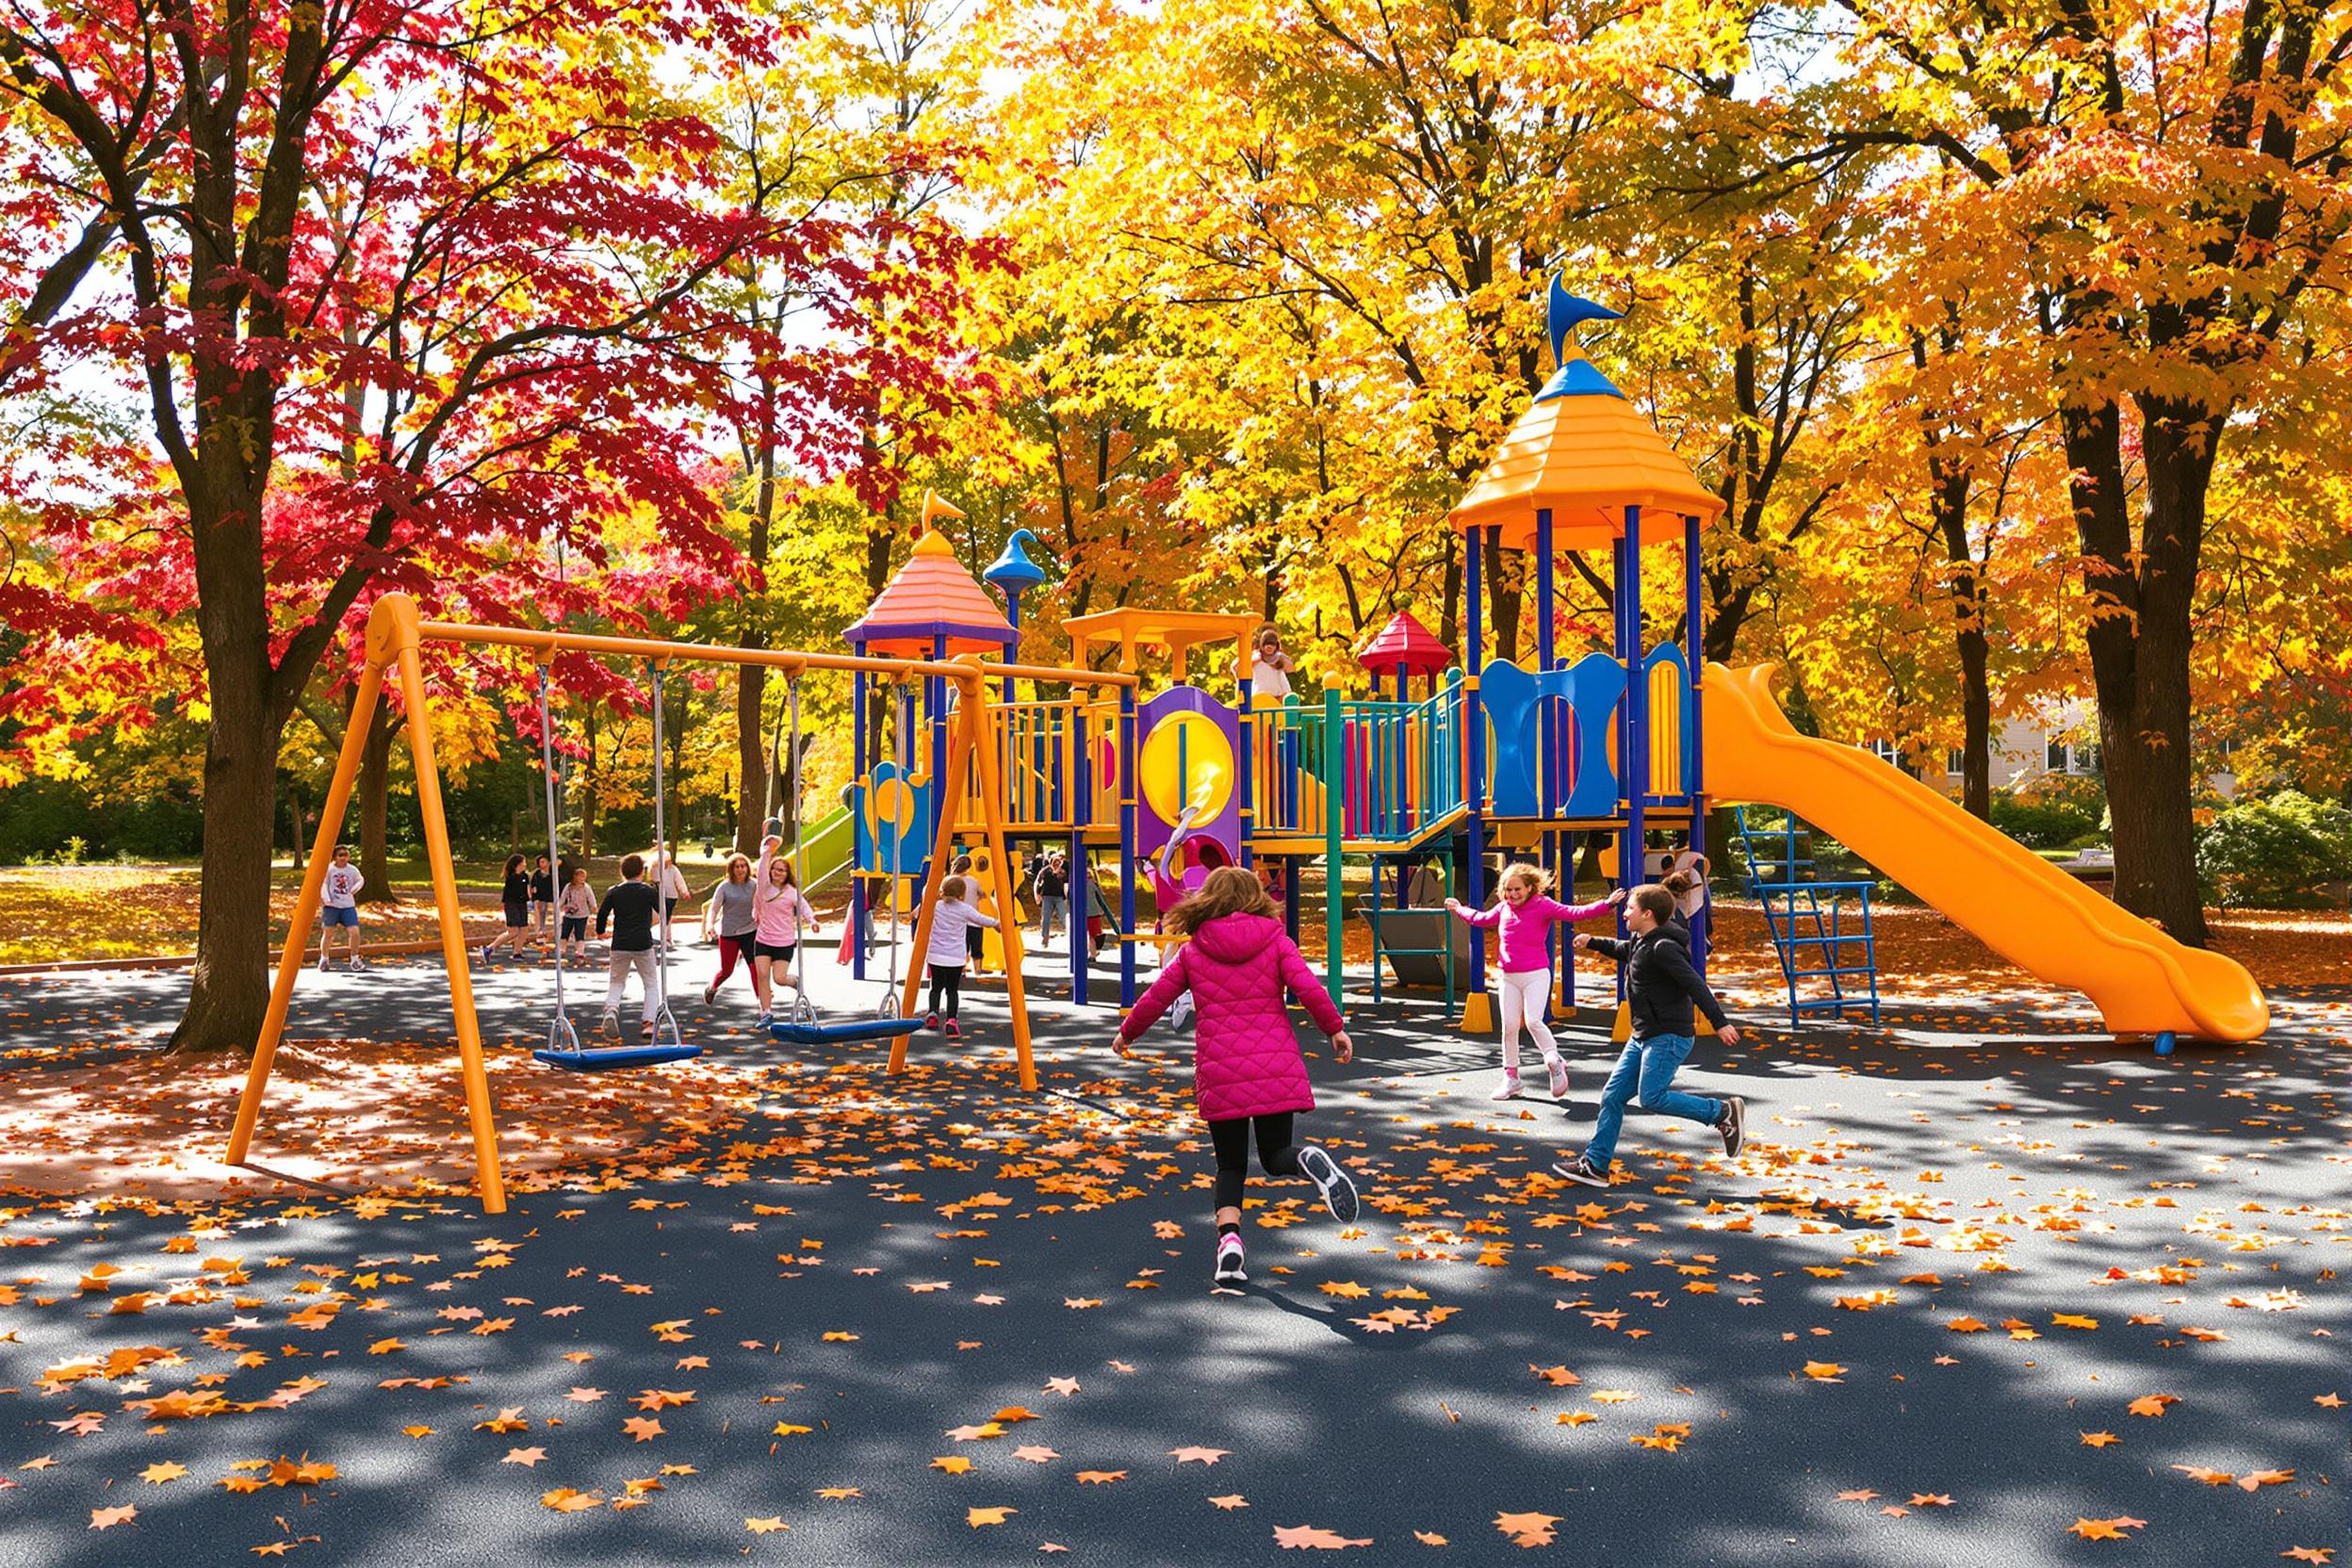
{"left": 597, "top": 854, "right": 663, "bottom": 1040}
{"left": 1554, "top": 884, "right": 1746, "bottom": 1186}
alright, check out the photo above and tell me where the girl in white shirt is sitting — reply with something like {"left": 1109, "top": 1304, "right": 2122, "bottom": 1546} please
{"left": 1249, "top": 628, "right": 1296, "bottom": 701}
{"left": 923, "top": 875, "right": 999, "bottom": 1039}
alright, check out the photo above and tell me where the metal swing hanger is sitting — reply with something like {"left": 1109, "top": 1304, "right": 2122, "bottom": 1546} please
{"left": 534, "top": 663, "right": 577, "bottom": 1057}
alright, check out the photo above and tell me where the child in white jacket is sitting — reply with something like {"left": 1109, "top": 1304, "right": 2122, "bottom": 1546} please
{"left": 923, "top": 875, "right": 998, "bottom": 1037}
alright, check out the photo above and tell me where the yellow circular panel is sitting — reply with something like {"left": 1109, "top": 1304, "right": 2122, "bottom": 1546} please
{"left": 1138, "top": 711, "right": 1234, "bottom": 826}
{"left": 869, "top": 775, "right": 916, "bottom": 837}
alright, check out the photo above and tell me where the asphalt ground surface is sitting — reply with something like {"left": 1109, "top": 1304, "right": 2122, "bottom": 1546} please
{"left": 0, "top": 939, "right": 2345, "bottom": 1566}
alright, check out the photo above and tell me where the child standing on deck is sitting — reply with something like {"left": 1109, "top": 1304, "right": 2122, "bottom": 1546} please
{"left": 1555, "top": 884, "right": 1746, "bottom": 1186}
{"left": 1113, "top": 865, "right": 1360, "bottom": 1287}
{"left": 1446, "top": 863, "right": 1622, "bottom": 1101}
{"left": 923, "top": 874, "right": 997, "bottom": 1037}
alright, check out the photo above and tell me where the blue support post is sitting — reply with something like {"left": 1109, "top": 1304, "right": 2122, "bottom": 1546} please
{"left": 929, "top": 633, "right": 950, "bottom": 875}
{"left": 1238, "top": 677, "right": 1255, "bottom": 869}
{"left": 1119, "top": 683, "right": 1138, "bottom": 1007}
{"left": 851, "top": 668, "right": 869, "bottom": 981}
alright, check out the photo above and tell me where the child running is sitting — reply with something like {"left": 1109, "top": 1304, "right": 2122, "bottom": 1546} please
{"left": 1114, "top": 865, "right": 1359, "bottom": 1286}
{"left": 482, "top": 852, "right": 533, "bottom": 963}
{"left": 557, "top": 867, "right": 596, "bottom": 966}
{"left": 701, "top": 853, "right": 761, "bottom": 1006}
{"left": 923, "top": 874, "right": 997, "bottom": 1037}
{"left": 750, "top": 838, "right": 818, "bottom": 1025}
{"left": 596, "top": 854, "right": 664, "bottom": 1040}
{"left": 1555, "top": 883, "right": 1746, "bottom": 1186}
{"left": 316, "top": 845, "right": 366, "bottom": 971}
{"left": 1445, "top": 863, "right": 1622, "bottom": 1101}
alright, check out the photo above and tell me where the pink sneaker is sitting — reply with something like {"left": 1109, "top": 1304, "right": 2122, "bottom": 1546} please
{"left": 1546, "top": 1057, "right": 1570, "bottom": 1099}
{"left": 944, "top": 1019, "right": 962, "bottom": 1039}
{"left": 1490, "top": 1073, "right": 1523, "bottom": 1102}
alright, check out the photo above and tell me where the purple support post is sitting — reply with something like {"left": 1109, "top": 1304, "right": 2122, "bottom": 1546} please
{"left": 1685, "top": 511, "right": 1709, "bottom": 971}
{"left": 1463, "top": 524, "right": 1489, "bottom": 1010}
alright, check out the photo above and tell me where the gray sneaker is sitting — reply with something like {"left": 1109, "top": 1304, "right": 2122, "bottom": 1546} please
{"left": 1718, "top": 1096, "right": 1746, "bottom": 1158}
{"left": 1297, "top": 1145, "right": 1359, "bottom": 1223}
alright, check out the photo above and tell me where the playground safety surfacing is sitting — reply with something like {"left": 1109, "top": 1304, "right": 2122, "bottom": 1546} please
{"left": 0, "top": 953, "right": 2344, "bottom": 1567}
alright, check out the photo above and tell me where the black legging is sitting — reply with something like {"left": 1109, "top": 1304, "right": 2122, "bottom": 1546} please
{"left": 927, "top": 962, "right": 963, "bottom": 1019}
{"left": 1209, "top": 1113, "right": 1302, "bottom": 1210}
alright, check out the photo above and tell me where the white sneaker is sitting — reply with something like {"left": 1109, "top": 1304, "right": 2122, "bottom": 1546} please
{"left": 1546, "top": 1057, "right": 1570, "bottom": 1099}
{"left": 1491, "top": 1073, "right": 1524, "bottom": 1102}
{"left": 317, "top": 952, "right": 330, "bottom": 972}
{"left": 1170, "top": 994, "right": 1195, "bottom": 1029}
{"left": 599, "top": 1011, "right": 619, "bottom": 1040}
{"left": 1212, "top": 1233, "right": 1247, "bottom": 1285}
{"left": 349, "top": 957, "right": 367, "bottom": 973}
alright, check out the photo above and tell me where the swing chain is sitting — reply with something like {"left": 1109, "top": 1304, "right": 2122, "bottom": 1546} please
{"left": 536, "top": 663, "right": 577, "bottom": 1055}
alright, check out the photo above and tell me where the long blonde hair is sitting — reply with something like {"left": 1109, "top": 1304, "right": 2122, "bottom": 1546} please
{"left": 1497, "top": 860, "right": 1552, "bottom": 897}
{"left": 1167, "top": 864, "right": 1277, "bottom": 936}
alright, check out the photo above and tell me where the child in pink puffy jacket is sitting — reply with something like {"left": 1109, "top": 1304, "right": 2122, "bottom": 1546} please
{"left": 1116, "top": 865, "right": 1361, "bottom": 1287}
{"left": 1447, "top": 861, "right": 1623, "bottom": 1102}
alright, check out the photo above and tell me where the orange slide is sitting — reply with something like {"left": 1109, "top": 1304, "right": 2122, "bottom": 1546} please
{"left": 1703, "top": 664, "right": 2269, "bottom": 1043}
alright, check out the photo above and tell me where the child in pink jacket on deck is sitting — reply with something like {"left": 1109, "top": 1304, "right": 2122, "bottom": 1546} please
{"left": 1115, "top": 865, "right": 1361, "bottom": 1288}
{"left": 1447, "top": 861, "right": 1624, "bottom": 1102}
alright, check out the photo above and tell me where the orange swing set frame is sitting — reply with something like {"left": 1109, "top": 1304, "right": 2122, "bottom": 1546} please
{"left": 227, "top": 592, "right": 1136, "bottom": 1214}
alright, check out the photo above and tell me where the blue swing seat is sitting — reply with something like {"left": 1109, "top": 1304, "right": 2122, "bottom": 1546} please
{"left": 765, "top": 1017, "right": 917, "bottom": 1046}
{"left": 533, "top": 1044, "right": 705, "bottom": 1071}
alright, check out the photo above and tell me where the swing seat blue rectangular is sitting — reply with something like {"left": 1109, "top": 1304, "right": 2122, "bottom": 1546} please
{"left": 765, "top": 1018, "right": 916, "bottom": 1046}
{"left": 533, "top": 1044, "right": 705, "bottom": 1071}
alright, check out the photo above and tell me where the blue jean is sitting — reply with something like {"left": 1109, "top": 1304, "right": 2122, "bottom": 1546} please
{"left": 1582, "top": 1034, "right": 1722, "bottom": 1170}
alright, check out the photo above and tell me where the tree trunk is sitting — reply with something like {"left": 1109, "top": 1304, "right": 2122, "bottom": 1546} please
{"left": 1924, "top": 431, "right": 1991, "bottom": 821}
{"left": 1483, "top": 529, "right": 1522, "bottom": 663}
{"left": 1437, "top": 529, "right": 1461, "bottom": 653}
{"left": 2104, "top": 398, "right": 2213, "bottom": 941}
{"left": 356, "top": 705, "right": 403, "bottom": 904}
{"left": 169, "top": 612, "right": 282, "bottom": 1052}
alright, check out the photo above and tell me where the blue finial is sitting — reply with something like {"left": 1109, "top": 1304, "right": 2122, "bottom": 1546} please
{"left": 1538, "top": 277, "right": 1626, "bottom": 401}
{"left": 984, "top": 528, "right": 1049, "bottom": 590}
{"left": 1547, "top": 277, "right": 1624, "bottom": 368}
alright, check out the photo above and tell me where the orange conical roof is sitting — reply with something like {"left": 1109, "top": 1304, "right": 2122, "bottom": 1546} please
{"left": 844, "top": 529, "right": 1015, "bottom": 658}
{"left": 1451, "top": 286, "right": 1723, "bottom": 549}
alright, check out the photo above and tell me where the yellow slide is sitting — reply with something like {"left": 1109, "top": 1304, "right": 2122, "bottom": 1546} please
{"left": 1703, "top": 664, "right": 2269, "bottom": 1043}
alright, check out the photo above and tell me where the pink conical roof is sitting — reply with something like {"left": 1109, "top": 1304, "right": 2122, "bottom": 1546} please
{"left": 843, "top": 531, "right": 1014, "bottom": 657}
{"left": 1356, "top": 610, "right": 1453, "bottom": 677}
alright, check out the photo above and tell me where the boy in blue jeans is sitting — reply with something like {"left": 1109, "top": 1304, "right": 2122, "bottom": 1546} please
{"left": 1555, "top": 884, "right": 1745, "bottom": 1186}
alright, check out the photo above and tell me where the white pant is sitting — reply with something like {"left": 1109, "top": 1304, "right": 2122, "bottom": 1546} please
{"left": 604, "top": 948, "right": 662, "bottom": 1020}
{"left": 1498, "top": 968, "right": 1561, "bottom": 1077}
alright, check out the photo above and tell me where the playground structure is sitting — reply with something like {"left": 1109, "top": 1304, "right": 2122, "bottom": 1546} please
{"left": 831, "top": 282, "right": 2265, "bottom": 1054}
{"left": 229, "top": 275, "right": 2272, "bottom": 1214}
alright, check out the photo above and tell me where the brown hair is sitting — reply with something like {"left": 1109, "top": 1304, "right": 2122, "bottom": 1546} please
{"left": 621, "top": 854, "right": 645, "bottom": 878}
{"left": 1497, "top": 860, "right": 1551, "bottom": 895}
{"left": 940, "top": 874, "right": 969, "bottom": 902}
{"left": 1167, "top": 864, "right": 1277, "bottom": 935}
{"left": 1661, "top": 870, "right": 1697, "bottom": 898}
{"left": 726, "top": 853, "right": 752, "bottom": 882}
{"left": 1629, "top": 884, "right": 1675, "bottom": 924}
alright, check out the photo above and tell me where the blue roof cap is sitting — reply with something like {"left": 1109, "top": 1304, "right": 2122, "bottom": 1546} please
{"left": 1534, "top": 357, "right": 1626, "bottom": 401}
{"left": 983, "top": 528, "right": 1048, "bottom": 590}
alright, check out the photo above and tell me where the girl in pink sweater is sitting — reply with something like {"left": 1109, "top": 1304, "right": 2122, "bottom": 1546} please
{"left": 1115, "top": 866, "right": 1360, "bottom": 1287}
{"left": 1447, "top": 862, "right": 1623, "bottom": 1101}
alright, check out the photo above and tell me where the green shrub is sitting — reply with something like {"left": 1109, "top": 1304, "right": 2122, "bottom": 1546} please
{"left": 2196, "top": 791, "right": 2352, "bottom": 908}
{"left": 1990, "top": 791, "right": 2099, "bottom": 850}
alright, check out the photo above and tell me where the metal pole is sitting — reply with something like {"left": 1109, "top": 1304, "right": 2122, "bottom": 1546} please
{"left": 536, "top": 666, "right": 575, "bottom": 1054}
{"left": 1462, "top": 523, "right": 1490, "bottom": 1030}
{"left": 646, "top": 662, "right": 681, "bottom": 1051}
